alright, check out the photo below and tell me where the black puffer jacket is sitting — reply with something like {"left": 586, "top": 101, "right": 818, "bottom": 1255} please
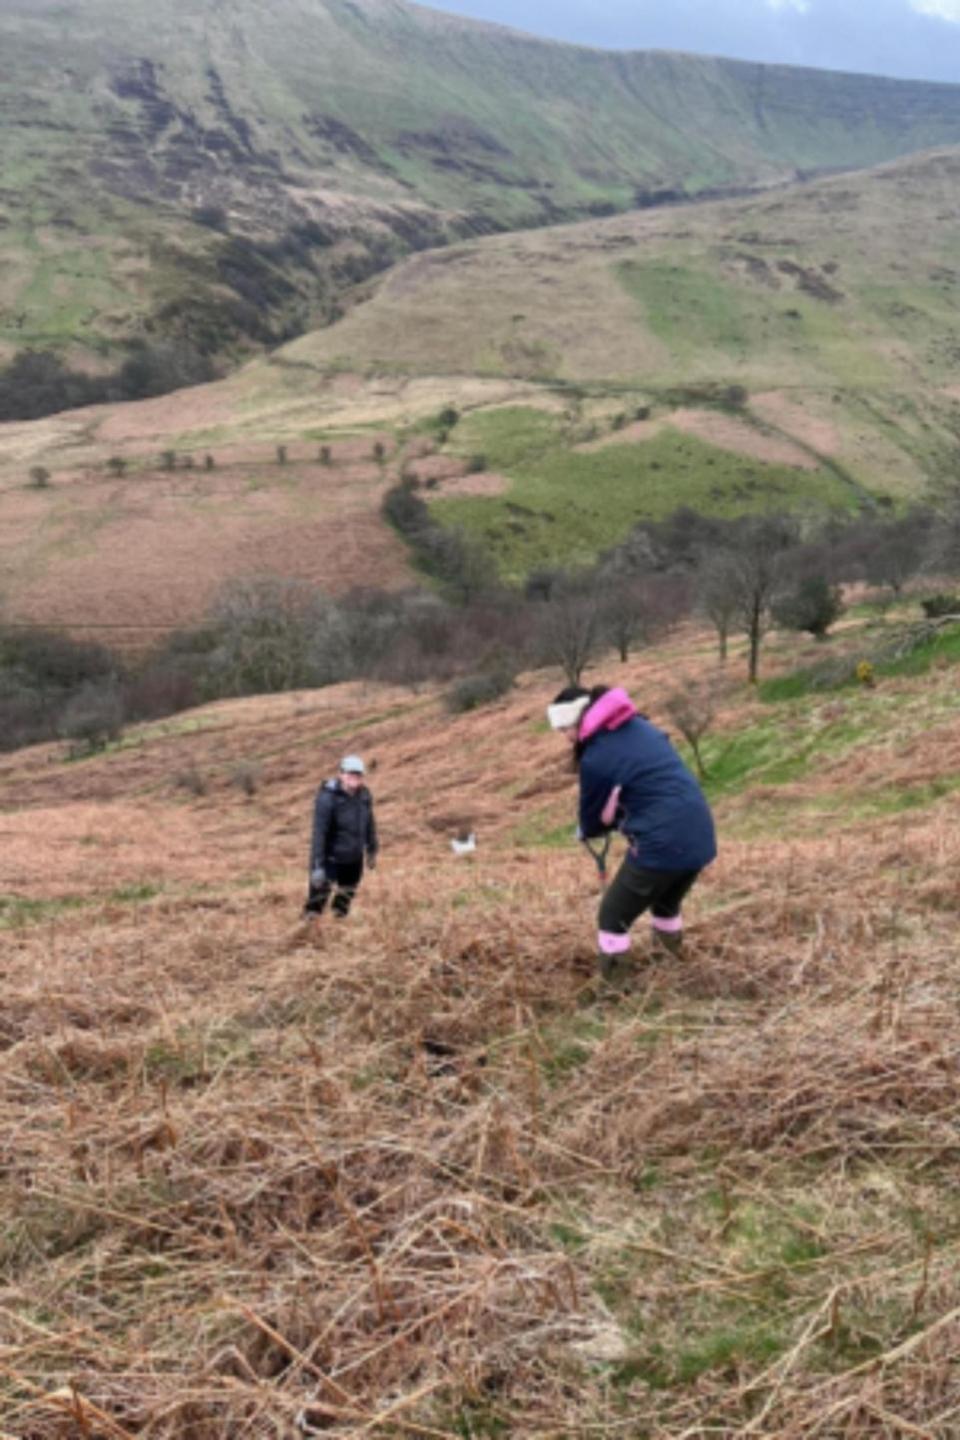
{"left": 309, "top": 780, "right": 378, "bottom": 870}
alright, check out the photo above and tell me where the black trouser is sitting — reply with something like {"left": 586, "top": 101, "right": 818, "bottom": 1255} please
{"left": 598, "top": 856, "right": 700, "bottom": 949}
{"left": 305, "top": 859, "right": 363, "bottom": 918}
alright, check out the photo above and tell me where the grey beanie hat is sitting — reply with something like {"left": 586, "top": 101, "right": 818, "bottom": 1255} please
{"left": 340, "top": 754, "right": 365, "bottom": 774}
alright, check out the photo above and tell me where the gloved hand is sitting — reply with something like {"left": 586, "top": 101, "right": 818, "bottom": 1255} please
{"left": 367, "top": 854, "right": 378, "bottom": 871}
{"left": 310, "top": 866, "right": 326, "bottom": 887}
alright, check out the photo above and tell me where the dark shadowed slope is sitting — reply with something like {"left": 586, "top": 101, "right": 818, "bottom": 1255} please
{"left": 5, "top": 0, "right": 960, "bottom": 381}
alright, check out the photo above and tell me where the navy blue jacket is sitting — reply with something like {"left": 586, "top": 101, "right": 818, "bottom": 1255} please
{"left": 579, "top": 692, "right": 716, "bottom": 873}
{"left": 309, "top": 780, "right": 378, "bottom": 871}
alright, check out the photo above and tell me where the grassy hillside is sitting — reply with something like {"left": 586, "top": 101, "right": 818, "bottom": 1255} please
{"left": 3, "top": 149, "right": 960, "bottom": 621}
{"left": 3, "top": 611, "right": 960, "bottom": 1434}
{"left": 6, "top": 0, "right": 960, "bottom": 377}
{"left": 273, "top": 147, "right": 960, "bottom": 574}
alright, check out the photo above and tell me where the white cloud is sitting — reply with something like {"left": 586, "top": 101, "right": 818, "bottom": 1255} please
{"left": 766, "top": 0, "right": 810, "bottom": 11}
{"left": 910, "top": 0, "right": 960, "bottom": 20}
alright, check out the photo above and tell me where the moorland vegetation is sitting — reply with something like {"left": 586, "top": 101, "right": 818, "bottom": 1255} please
{"left": 3, "top": 581, "right": 960, "bottom": 1435}
{"left": 4, "top": 12, "right": 960, "bottom": 1430}
{"left": 7, "top": 0, "right": 960, "bottom": 404}
{"left": 3, "top": 497, "right": 958, "bottom": 756}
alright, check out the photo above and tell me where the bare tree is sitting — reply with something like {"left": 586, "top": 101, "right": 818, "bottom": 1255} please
{"left": 724, "top": 515, "right": 798, "bottom": 683}
{"left": 925, "top": 495, "right": 960, "bottom": 582}
{"left": 696, "top": 552, "right": 741, "bottom": 663}
{"left": 208, "top": 577, "right": 323, "bottom": 695}
{"left": 664, "top": 674, "right": 719, "bottom": 781}
{"left": 535, "top": 579, "right": 601, "bottom": 685}
{"left": 599, "top": 573, "right": 682, "bottom": 662}
{"left": 599, "top": 577, "right": 651, "bottom": 662}
{"left": 863, "top": 512, "right": 930, "bottom": 598}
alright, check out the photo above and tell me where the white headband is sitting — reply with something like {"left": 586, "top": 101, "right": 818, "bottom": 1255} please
{"left": 547, "top": 696, "right": 590, "bottom": 731}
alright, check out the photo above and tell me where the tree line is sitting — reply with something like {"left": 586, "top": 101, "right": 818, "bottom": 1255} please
{"left": 0, "top": 344, "right": 215, "bottom": 423}
{"left": 1, "top": 501, "right": 958, "bottom": 754}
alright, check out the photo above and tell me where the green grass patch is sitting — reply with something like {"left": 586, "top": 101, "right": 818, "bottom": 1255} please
{"left": 0, "top": 893, "right": 87, "bottom": 929}
{"left": 109, "top": 882, "right": 161, "bottom": 905}
{"left": 0, "top": 884, "right": 162, "bottom": 930}
{"left": 674, "top": 1320, "right": 784, "bottom": 1383}
{"left": 842, "top": 775, "right": 960, "bottom": 818}
{"left": 617, "top": 259, "right": 756, "bottom": 363}
{"left": 758, "top": 664, "right": 856, "bottom": 702}
{"left": 436, "top": 410, "right": 855, "bottom": 578}
{"left": 616, "top": 256, "right": 893, "bottom": 390}
{"left": 540, "top": 1013, "right": 606, "bottom": 1085}
{"left": 696, "top": 717, "right": 831, "bottom": 797}
{"left": 143, "top": 1021, "right": 257, "bottom": 1087}
{"left": 508, "top": 809, "right": 575, "bottom": 848}
{"left": 449, "top": 405, "right": 567, "bottom": 470}
{"left": 758, "top": 620, "right": 960, "bottom": 701}
{"left": 550, "top": 1221, "right": 589, "bottom": 1253}
{"left": 877, "top": 621, "right": 960, "bottom": 677}
{"left": 692, "top": 686, "right": 906, "bottom": 800}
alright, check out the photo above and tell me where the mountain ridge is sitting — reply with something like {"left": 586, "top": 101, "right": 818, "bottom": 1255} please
{"left": 5, "top": 0, "right": 960, "bottom": 398}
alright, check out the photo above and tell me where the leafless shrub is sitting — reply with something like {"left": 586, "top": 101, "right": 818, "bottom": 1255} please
{"left": 207, "top": 577, "right": 324, "bottom": 695}
{"left": 446, "top": 666, "right": 515, "bottom": 713}
{"left": 664, "top": 673, "right": 721, "bottom": 779}
{"left": 173, "top": 764, "right": 207, "bottom": 797}
{"left": 231, "top": 761, "right": 261, "bottom": 797}
{"left": 58, "top": 679, "right": 125, "bottom": 757}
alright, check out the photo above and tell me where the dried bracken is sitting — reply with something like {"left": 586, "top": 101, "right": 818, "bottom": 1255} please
{"left": 1, "top": 645, "right": 959, "bottom": 1436}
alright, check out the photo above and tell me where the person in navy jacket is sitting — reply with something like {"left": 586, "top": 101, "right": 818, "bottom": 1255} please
{"left": 548, "top": 684, "right": 716, "bottom": 979}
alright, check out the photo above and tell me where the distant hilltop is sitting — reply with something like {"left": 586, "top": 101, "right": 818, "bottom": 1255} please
{"left": 5, "top": 0, "right": 960, "bottom": 400}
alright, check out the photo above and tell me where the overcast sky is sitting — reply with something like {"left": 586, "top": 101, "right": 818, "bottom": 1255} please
{"left": 423, "top": 0, "right": 960, "bottom": 84}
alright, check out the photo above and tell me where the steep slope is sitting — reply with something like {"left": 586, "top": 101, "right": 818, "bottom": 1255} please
{"left": 3, "top": 617, "right": 960, "bottom": 1434}
{"left": 6, "top": 0, "right": 960, "bottom": 390}
{"left": 269, "top": 145, "right": 960, "bottom": 572}
{"left": 3, "top": 148, "right": 960, "bottom": 621}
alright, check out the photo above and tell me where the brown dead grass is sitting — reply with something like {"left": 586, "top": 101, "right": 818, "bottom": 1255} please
{"left": 669, "top": 408, "right": 821, "bottom": 469}
{"left": 576, "top": 406, "right": 829, "bottom": 467}
{"left": 574, "top": 417, "right": 664, "bottom": 452}
{"left": 752, "top": 390, "right": 843, "bottom": 457}
{"left": 424, "top": 471, "right": 510, "bottom": 499}
{"left": 2, "top": 643, "right": 960, "bottom": 1436}
{"left": 1, "top": 461, "right": 410, "bottom": 642}
{"left": 92, "top": 383, "right": 243, "bottom": 444}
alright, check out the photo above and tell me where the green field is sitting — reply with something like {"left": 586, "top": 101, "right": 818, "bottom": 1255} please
{"left": 434, "top": 406, "right": 859, "bottom": 576}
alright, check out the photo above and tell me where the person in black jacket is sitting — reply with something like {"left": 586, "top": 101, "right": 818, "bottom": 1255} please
{"left": 305, "top": 755, "right": 379, "bottom": 921}
{"left": 548, "top": 684, "right": 716, "bottom": 980}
